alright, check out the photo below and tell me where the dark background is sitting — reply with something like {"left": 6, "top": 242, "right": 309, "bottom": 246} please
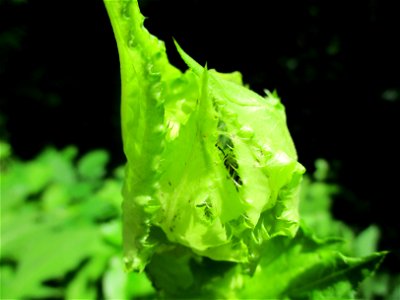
{"left": 1, "top": 0, "right": 399, "bottom": 273}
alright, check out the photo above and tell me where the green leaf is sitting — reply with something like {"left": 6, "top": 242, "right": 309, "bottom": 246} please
{"left": 37, "top": 146, "right": 78, "bottom": 186}
{"left": 143, "top": 228, "right": 387, "bottom": 299}
{"left": 77, "top": 149, "right": 109, "bottom": 180}
{"left": 103, "top": 1, "right": 387, "bottom": 299}
{"left": 103, "top": 256, "right": 128, "bottom": 299}
{"left": 104, "top": 0, "right": 305, "bottom": 273}
{"left": 104, "top": 0, "right": 182, "bottom": 272}
{"left": 299, "top": 174, "right": 354, "bottom": 250}
{"left": 3, "top": 223, "right": 103, "bottom": 299}
{"left": 103, "top": 256, "right": 155, "bottom": 299}
{"left": 0, "top": 140, "right": 11, "bottom": 160}
{"left": 284, "top": 251, "right": 387, "bottom": 298}
{"left": 237, "top": 230, "right": 387, "bottom": 299}
{"left": 67, "top": 252, "right": 111, "bottom": 300}
{"left": 353, "top": 225, "right": 380, "bottom": 257}
{"left": 0, "top": 145, "right": 124, "bottom": 299}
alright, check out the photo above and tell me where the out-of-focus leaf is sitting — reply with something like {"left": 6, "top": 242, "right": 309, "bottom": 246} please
{"left": 0, "top": 145, "right": 129, "bottom": 299}
{"left": 299, "top": 164, "right": 354, "bottom": 255}
{"left": 4, "top": 223, "right": 103, "bottom": 299}
{"left": 353, "top": 225, "right": 380, "bottom": 257}
{"left": 299, "top": 163, "right": 394, "bottom": 300}
{"left": 66, "top": 250, "right": 111, "bottom": 300}
{"left": 104, "top": 256, "right": 156, "bottom": 299}
{"left": 1, "top": 207, "right": 55, "bottom": 259}
{"left": 359, "top": 273, "right": 391, "bottom": 300}
{"left": 313, "top": 158, "right": 329, "bottom": 181}
{"left": 37, "top": 146, "right": 78, "bottom": 186}
{"left": 0, "top": 266, "right": 14, "bottom": 297}
{"left": 77, "top": 149, "right": 109, "bottom": 180}
{"left": 69, "top": 181, "right": 93, "bottom": 200}
{"left": 100, "top": 220, "right": 122, "bottom": 247}
{"left": 126, "top": 270, "right": 156, "bottom": 298}
{"left": 103, "top": 255, "right": 155, "bottom": 299}
{"left": 0, "top": 141, "right": 11, "bottom": 159}
{"left": 1, "top": 160, "right": 52, "bottom": 209}
{"left": 42, "top": 183, "right": 70, "bottom": 211}
{"left": 389, "top": 276, "right": 400, "bottom": 300}
{"left": 103, "top": 256, "right": 127, "bottom": 299}
{"left": 97, "top": 178, "right": 124, "bottom": 208}
{"left": 307, "top": 281, "right": 355, "bottom": 299}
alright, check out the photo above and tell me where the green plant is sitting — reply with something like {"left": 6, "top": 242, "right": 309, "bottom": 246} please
{"left": 104, "top": 0, "right": 387, "bottom": 299}
{"left": 0, "top": 144, "right": 155, "bottom": 299}
{"left": 1, "top": 145, "right": 397, "bottom": 299}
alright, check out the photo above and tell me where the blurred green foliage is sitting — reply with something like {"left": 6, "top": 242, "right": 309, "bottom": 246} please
{"left": 1, "top": 145, "right": 398, "bottom": 299}
{"left": 0, "top": 143, "right": 155, "bottom": 299}
{"left": 300, "top": 159, "right": 400, "bottom": 300}
{"left": 0, "top": 0, "right": 398, "bottom": 298}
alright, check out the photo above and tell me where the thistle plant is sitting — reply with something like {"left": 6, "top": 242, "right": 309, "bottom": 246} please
{"left": 104, "top": 1, "right": 386, "bottom": 298}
